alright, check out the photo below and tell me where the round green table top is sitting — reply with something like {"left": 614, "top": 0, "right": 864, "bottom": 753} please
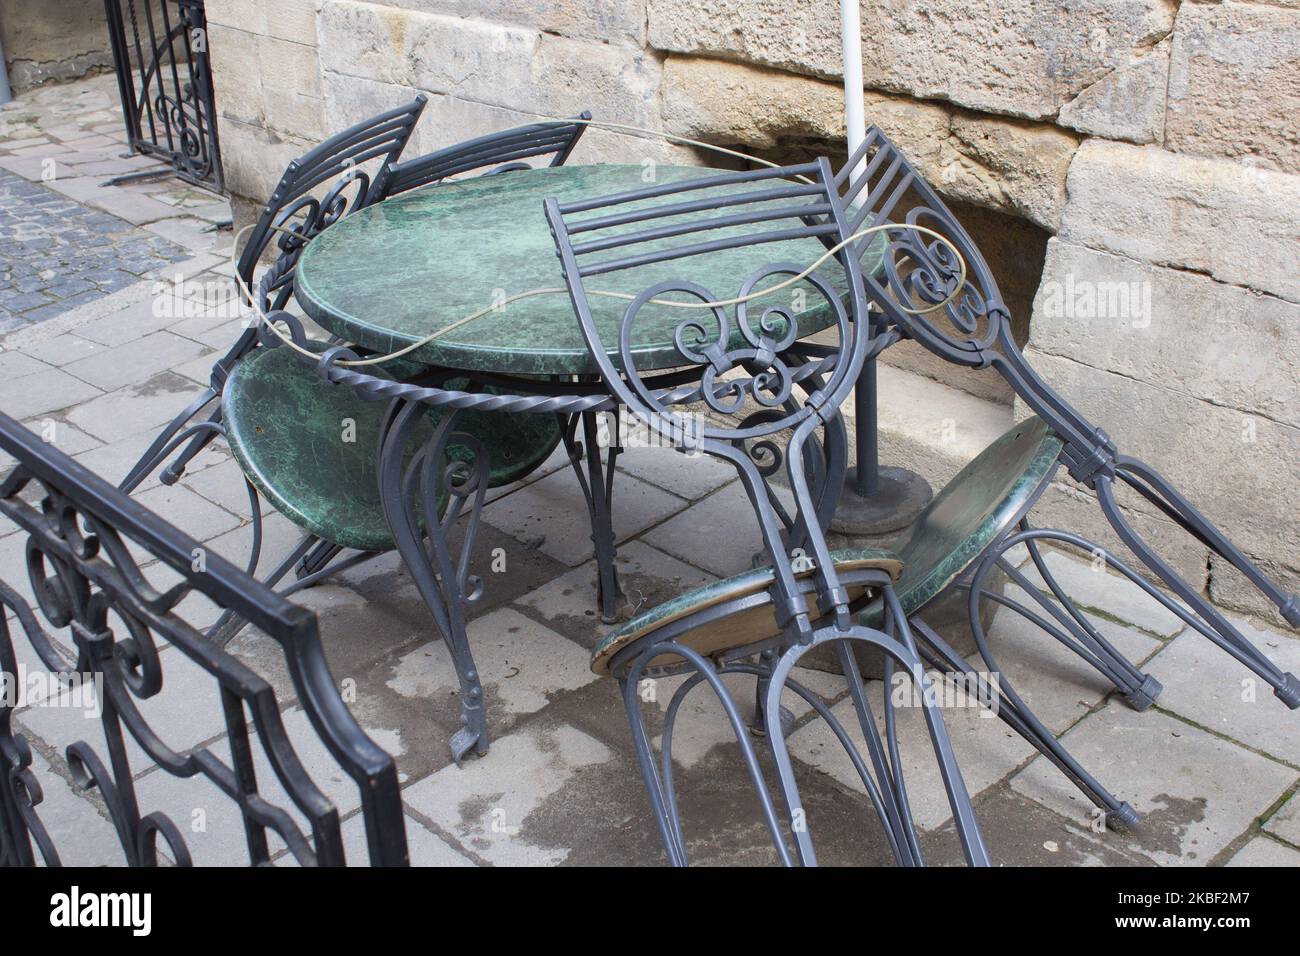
{"left": 294, "top": 163, "right": 884, "bottom": 376}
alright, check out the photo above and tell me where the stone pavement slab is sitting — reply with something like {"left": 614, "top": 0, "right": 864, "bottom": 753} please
{"left": 789, "top": 673, "right": 1037, "bottom": 832}
{"left": 484, "top": 467, "right": 687, "bottom": 567}
{"left": 1146, "top": 621, "right": 1300, "bottom": 766}
{"left": 1262, "top": 793, "right": 1300, "bottom": 847}
{"left": 401, "top": 721, "right": 613, "bottom": 866}
{"left": 1011, "top": 704, "right": 1297, "bottom": 865}
{"left": 1226, "top": 837, "right": 1300, "bottom": 867}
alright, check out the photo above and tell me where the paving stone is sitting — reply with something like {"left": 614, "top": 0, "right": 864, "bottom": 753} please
{"left": 62, "top": 331, "right": 208, "bottom": 391}
{"left": 180, "top": 455, "right": 268, "bottom": 517}
{"left": 789, "top": 672, "right": 1036, "bottom": 831}
{"left": 131, "top": 705, "right": 391, "bottom": 866}
{"left": 1262, "top": 793, "right": 1300, "bottom": 847}
{"left": 977, "top": 582, "right": 1163, "bottom": 734}
{"left": 515, "top": 539, "right": 715, "bottom": 650}
{"left": 1013, "top": 548, "right": 1186, "bottom": 637}
{"left": 145, "top": 216, "right": 222, "bottom": 253}
{"left": 643, "top": 479, "right": 795, "bottom": 578}
{"left": 0, "top": 366, "right": 101, "bottom": 419}
{"left": 1010, "top": 704, "right": 1296, "bottom": 865}
{"left": 66, "top": 370, "right": 209, "bottom": 443}
{"left": 339, "top": 811, "right": 476, "bottom": 867}
{"left": 645, "top": 667, "right": 847, "bottom": 770}
{"left": 614, "top": 444, "right": 735, "bottom": 501}
{"left": 19, "top": 642, "right": 233, "bottom": 780}
{"left": 46, "top": 175, "right": 180, "bottom": 225}
{"left": 401, "top": 722, "right": 614, "bottom": 866}
{"left": 0, "top": 349, "right": 53, "bottom": 378}
{"left": 1146, "top": 622, "right": 1300, "bottom": 766}
{"left": 387, "top": 608, "right": 597, "bottom": 721}
{"left": 484, "top": 467, "right": 686, "bottom": 567}
{"left": 1225, "top": 836, "right": 1300, "bottom": 867}
{"left": 338, "top": 521, "right": 570, "bottom": 632}
{"left": 21, "top": 417, "right": 101, "bottom": 457}
{"left": 15, "top": 333, "right": 104, "bottom": 367}
{"left": 75, "top": 294, "right": 183, "bottom": 347}
{"left": 134, "top": 481, "right": 244, "bottom": 542}
{"left": 925, "top": 784, "right": 1153, "bottom": 867}
{"left": 204, "top": 509, "right": 306, "bottom": 573}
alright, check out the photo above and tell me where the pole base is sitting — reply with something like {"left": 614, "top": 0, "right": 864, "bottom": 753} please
{"left": 830, "top": 466, "right": 933, "bottom": 536}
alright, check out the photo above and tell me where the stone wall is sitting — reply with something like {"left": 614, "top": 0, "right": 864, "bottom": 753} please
{"left": 203, "top": 0, "right": 1299, "bottom": 624}
{"left": 0, "top": 0, "right": 111, "bottom": 91}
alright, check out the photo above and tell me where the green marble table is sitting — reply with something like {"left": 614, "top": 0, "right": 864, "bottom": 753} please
{"left": 295, "top": 164, "right": 884, "bottom": 375}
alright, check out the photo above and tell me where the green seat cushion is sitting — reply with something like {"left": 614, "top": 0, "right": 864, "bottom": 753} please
{"left": 858, "top": 416, "right": 1062, "bottom": 628}
{"left": 591, "top": 548, "right": 904, "bottom": 676}
{"left": 222, "top": 346, "right": 561, "bottom": 552}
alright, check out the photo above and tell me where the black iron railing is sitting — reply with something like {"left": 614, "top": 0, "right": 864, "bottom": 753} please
{"left": 0, "top": 413, "right": 407, "bottom": 866}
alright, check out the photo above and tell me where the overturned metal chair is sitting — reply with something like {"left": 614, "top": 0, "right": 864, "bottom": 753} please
{"left": 545, "top": 158, "right": 990, "bottom": 866}
{"left": 0, "top": 412, "right": 407, "bottom": 866}
{"left": 831, "top": 126, "right": 1300, "bottom": 828}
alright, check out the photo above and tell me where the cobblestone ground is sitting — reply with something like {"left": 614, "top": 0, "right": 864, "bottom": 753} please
{"left": 1, "top": 76, "right": 1297, "bottom": 868}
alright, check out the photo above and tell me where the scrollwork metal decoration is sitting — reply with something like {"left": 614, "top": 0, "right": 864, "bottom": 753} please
{"left": 0, "top": 413, "right": 408, "bottom": 866}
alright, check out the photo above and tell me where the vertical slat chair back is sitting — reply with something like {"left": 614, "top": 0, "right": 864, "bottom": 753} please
{"left": 237, "top": 96, "right": 428, "bottom": 313}
{"left": 546, "top": 158, "right": 872, "bottom": 641}
{"left": 374, "top": 111, "right": 592, "bottom": 199}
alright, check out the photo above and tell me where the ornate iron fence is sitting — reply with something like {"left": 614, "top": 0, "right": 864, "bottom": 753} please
{"left": 0, "top": 413, "right": 407, "bottom": 866}
{"left": 104, "top": 0, "right": 225, "bottom": 191}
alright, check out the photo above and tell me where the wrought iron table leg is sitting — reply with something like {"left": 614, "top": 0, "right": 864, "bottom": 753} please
{"left": 561, "top": 411, "right": 622, "bottom": 623}
{"left": 378, "top": 399, "right": 488, "bottom": 765}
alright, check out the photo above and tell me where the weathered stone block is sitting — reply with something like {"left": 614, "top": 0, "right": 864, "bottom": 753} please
{"left": 204, "top": 0, "right": 269, "bottom": 34}
{"left": 1023, "top": 347, "right": 1298, "bottom": 575}
{"left": 947, "top": 114, "right": 1078, "bottom": 230}
{"left": 319, "top": 1, "right": 537, "bottom": 98}
{"left": 258, "top": 35, "right": 323, "bottom": 100}
{"left": 214, "top": 116, "right": 313, "bottom": 207}
{"left": 264, "top": 0, "right": 321, "bottom": 44}
{"left": 1058, "top": 38, "right": 1170, "bottom": 145}
{"left": 1030, "top": 239, "right": 1300, "bottom": 422}
{"left": 1166, "top": 2, "right": 1300, "bottom": 171}
{"left": 648, "top": 0, "right": 1174, "bottom": 122}
{"left": 661, "top": 56, "right": 1075, "bottom": 229}
{"left": 382, "top": 0, "right": 646, "bottom": 47}
{"left": 529, "top": 34, "right": 664, "bottom": 131}
{"left": 0, "top": 0, "right": 111, "bottom": 91}
{"left": 208, "top": 23, "right": 267, "bottom": 127}
{"left": 1060, "top": 141, "right": 1300, "bottom": 303}
{"left": 319, "top": 2, "right": 662, "bottom": 130}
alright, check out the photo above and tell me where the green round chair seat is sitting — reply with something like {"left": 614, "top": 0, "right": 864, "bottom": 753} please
{"left": 591, "top": 548, "right": 904, "bottom": 676}
{"left": 858, "top": 416, "right": 1062, "bottom": 628}
{"left": 222, "top": 346, "right": 562, "bottom": 552}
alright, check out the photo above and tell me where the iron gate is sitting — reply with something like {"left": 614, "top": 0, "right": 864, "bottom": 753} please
{"left": 104, "top": 0, "right": 224, "bottom": 191}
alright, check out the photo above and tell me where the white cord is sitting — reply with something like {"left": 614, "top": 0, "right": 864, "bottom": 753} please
{"left": 230, "top": 119, "right": 969, "bottom": 368}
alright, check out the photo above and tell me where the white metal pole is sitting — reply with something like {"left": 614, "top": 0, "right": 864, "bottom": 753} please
{"left": 0, "top": 33, "right": 12, "bottom": 105}
{"left": 841, "top": 0, "right": 865, "bottom": 177}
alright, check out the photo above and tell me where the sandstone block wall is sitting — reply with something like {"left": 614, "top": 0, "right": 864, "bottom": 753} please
{"left": 203, "top": 0, "right": 1298, "bottom": 623}
{"left": 0, "top": 0, "right": 111, "bottom": 91}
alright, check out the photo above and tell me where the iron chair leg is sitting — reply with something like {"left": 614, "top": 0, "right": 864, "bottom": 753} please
{"left": 561, "top": 410, "right": 622, "bottom": 623}
{"left": 760, "top": 612, "right": 990, "bottom": 866}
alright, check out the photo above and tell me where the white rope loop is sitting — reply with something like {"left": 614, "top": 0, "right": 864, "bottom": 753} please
{"left": 230, "top": 118, "right": 970, "bottom": 369}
